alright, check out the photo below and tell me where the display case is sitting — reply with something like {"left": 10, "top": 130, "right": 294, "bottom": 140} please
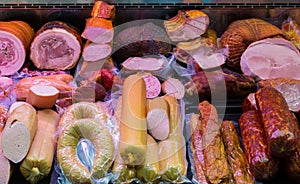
{"left": 0, "top": 1, "right": 299, "bottom": 184}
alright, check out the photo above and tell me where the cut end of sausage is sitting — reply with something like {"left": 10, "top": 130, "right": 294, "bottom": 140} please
{"left": 82, "top": 42, "right": 112, "bottom": 62}
{"left": 142, "top": 74, "right": 161, "bottom": 99}
{"left": 2, "top": 121, "right": 31, "bottom": 163}
{"left": 0, "top": 153, "right": 10, "bottom": 184}
{"left": 146, "top": 108, "right": 170, "bottom": 141}
{"left": 26, "top": 85, "right": 59, "bottom": 109}
{"left": 8, "top": 101, "right": 33, "bottom": 114}
{"left": 162, "top": 78, "right": 185, "bottom": 99}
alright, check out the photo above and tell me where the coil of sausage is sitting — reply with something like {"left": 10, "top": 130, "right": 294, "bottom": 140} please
{"left": 221, "top": 120, "right": 254, "bottom": 184}
{"left": 255, "top": 87, "right": 298, "bottom": 157}
{"left": 239, "top": 110, "right": 279, "bottom": 181}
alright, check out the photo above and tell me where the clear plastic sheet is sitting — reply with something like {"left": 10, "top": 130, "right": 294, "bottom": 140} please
{"left": 55, "top": 102, "right": 119, "bottom": 184}
{"left": 106, "top": 54, "right": 198, "bottom": 183}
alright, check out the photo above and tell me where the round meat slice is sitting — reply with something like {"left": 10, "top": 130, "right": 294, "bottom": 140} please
{"left": 30, "top": 21, "right": 82, "bottom": 70}
{"left": 241, "top": 38, "right": 300, "bottom": 80}
{"left": 0, "top": 21, "right": 34, "bottom": 76}
{"left": 142, "top": 74, "right": 161, "bottom": 98}
{"left": 162, "top": 78, "right": 185, "bottom": 99}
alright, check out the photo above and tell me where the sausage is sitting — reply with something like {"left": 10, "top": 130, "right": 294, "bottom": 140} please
{"left": 198, "top": 101, "right": 232, "bottom": 184}
{"left": 142, "top": 74, "right": 161, "bottom": 99}
{"left": 190, "top": 113, "right": 208, "bottom": 184}
{"left": 242, "top": 93, "right": 257, "bottom": 112}
{"left": 284, "top": 125, "right": 300, "bottom": 183}
{"left": 255, "top": 87, "right": 298, "bottom": 157}
{"left": 239, "top": 110, "right": 279, "bottom": 181}
{"left": 221, "top": 120, "right": 254, "bottom": 184}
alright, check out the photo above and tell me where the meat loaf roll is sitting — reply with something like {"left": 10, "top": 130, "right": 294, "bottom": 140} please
{"left": 256, "top": 87, "right": 298, "bottom": 157}
{"left": 0, "top": 21, "right": 34, "bottom": 75}
{"left": 239, "top": 110, "right": 279, "bottom": 181}
{"left": 198, "top": 101, "right": 232, "bottom": 184}
{"left": 30, "top": 21, "right": 82, "bottom": 70}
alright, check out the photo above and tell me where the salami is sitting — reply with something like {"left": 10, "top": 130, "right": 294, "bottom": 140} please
{"left": 239, "top": 110, "right": 279, "bottom": 181}
{"left": 221, "top": 120, "right": 254, "bottom": 184}
{"left": 256, "top": 87, "right": 298, "bottom": 157}
{"left": 190, "top": 113, "right": 208, "bottom": 184}
{"left": 142, "top": 74, "right": 161, "bottom": 99}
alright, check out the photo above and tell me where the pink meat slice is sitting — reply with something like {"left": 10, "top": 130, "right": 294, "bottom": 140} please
{"left": 142, "top": 74, "right": 161, "bottom": 98}
{"left": 241, "top": 38, "right": 300, "bottom": 80}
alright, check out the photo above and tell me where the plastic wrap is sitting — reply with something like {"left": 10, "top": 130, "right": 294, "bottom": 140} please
{"left": 55, "top": 102, "right": 119, "bottom": 184}
{"left": 107, "top": 54, "right": 195, "bottom": 183}
{"left": 282, "top": 17, "right": 300, "bottom": 50}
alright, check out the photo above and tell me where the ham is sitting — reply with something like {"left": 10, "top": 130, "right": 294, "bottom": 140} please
{"left": 174, "top": 38, "right": 225, "bottom": 69}
{"left": 122, "top": 57, "right": 165, "bottom": 71}
{"left": 91, "top": 1, "right": 115, "bottom": 19}
{"left": 30, "top": 21, "right": 82, "bottom": 70}
{"left": 113, "top": 22, "right": 171, "bottom": 62}
{"left": 258, "top": 78, "right": 300, "bottom": 112}
{"left": 82, "top": 40, "right": 112, "bottom": 61}
{"left": 241, "top": 38, "right": 300, "bottom": 81}
{"left": 81, "top": 18, "right": 113, "bottom": 44}
{"left": 164, "top": 10, "right": 209, "bottom": 42}
{"left": 0, "top": 21, "right": 34, "bottom": 76}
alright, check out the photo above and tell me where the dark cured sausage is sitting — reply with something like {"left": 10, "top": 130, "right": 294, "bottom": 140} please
{"left": 221, "top": 120, "right": 254, "bottom": 184}
{"left": 255, "top": 87, "right": 298, "bottom": 157}
{"left": 239, "top": 110, "right": 279, "bottom": 181}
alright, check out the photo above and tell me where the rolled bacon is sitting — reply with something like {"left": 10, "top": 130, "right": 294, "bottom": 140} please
{"left": 30, "top": 21, "right": 82, "bottom": 70}
{"left": 0, "top": 21, "right": 34, "bottom": 76}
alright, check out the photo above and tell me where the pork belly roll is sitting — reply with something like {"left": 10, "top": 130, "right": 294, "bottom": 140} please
{"left": 0, "top": 21, "right": 34, "bottom": 76}
{"left": 30, "top": 21, "right": 82, "bottom": 70}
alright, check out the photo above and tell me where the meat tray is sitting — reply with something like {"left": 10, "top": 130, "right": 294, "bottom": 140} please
{"left": 0, "top": 1, "right": 299, "bottom": 184}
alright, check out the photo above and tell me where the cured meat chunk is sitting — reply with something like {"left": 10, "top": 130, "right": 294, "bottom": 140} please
{"left": 82, "top": 18, "right": 113, "bottom": 44}
{"left": 255, "top": 87, "right": 298, "bottom": 157}
{"left": 91, "top": 1, "right": 115, "bottom": 19}
{"left": 258, "top": 78, "right": 300, "bottom": 112}
{"left": 241, "top": 38, "right": 300, "bottom": 80}
{"left": 239, "top": 110, "right": 279, "bottom": 181}
{"left": 0, "top": 21, "right": 34, "bottom": 75}
{"left": 30, "top": 21, "right": 82, "bottom": 70}
{"left": 122, "top": 57, "right": 165, "bottom": 71}
{"left": 282, "top": 17, "right": 300, "bottom": 50}
{"left": 186, "top": 68, "right": 256, "bottom": 100}
{"left": 174, "top": 37, "right": 225, "bottom": 69}
{"left": 164, "top": 10, "right": 209, "bottom": 42}
{"left": 221, "top": 120, "right": 254, "bottom": 184}
{"left": 113, "top": 22, "right": 171, "bottom": 62}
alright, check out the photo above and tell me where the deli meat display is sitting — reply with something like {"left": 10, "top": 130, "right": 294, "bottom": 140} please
{"left": 0, "top": 0, "right": 299, "bottom": 184}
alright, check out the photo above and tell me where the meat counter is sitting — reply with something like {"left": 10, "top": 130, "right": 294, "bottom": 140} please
{"left": 0, "top": 1, "right": 299, "bottom": 184}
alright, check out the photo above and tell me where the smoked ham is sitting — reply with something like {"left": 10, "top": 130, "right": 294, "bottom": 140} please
{"left": 174, "top": 37, "right": 225, "bottom": 69}
{"left": 91, "top": 1, "right": 115, "bottom": 19}
{"left": 241, "top": 38, "right": 300, "bottom": 81}
{"left": 164, "top": 10, "right": 209, "bottom": 42}
{"left": 30, "top": 21, "right": 82, "bottom": 70}
{"left": 258, "top": 78, "right": 300, "bottom": 112}
{"left": 113, "top": 22, "right": 171, "bottom": 62}
{"left": 0, "top": 21, "right": 34, "bottom": 75}
{"left": 220, "top": 18, "right": 284, "bottom": 71}
{"left": 81, "top": 18, "right": 113, "bottom": 44}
